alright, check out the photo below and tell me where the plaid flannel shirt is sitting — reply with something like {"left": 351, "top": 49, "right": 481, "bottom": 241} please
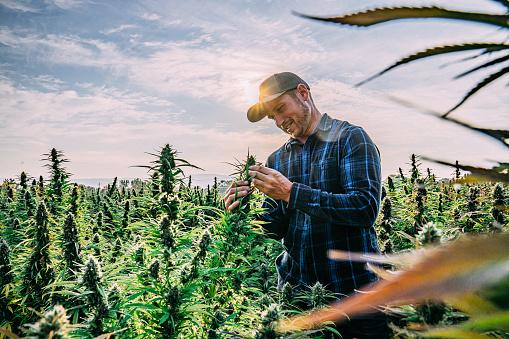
{"left": 260, "top": 113, "right": 382, "bottom": 296}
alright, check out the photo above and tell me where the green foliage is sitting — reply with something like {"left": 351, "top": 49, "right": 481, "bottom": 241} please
{"left": 2, "top": 145, "right": 508, "bottom": 338}
{"left": 43, "top": 148, "right": 70, "bottom": 214}
{"left": 23, "top": 305, "right": 72, "bottom": 339}
{"left": 62, "top": 213, "right": 82, "bottom": 277}
{"left": 82, "top": 255, "right": 109, "bottom": 334}
{"left": 22, "top": 202, "right": 55, "bottom": 311}
{"left": 69, "top": 183, "right": 79, "bottom": 216}
{"left": 227, "top": 151, "right": 257, "bottom": 217}
{"left": 0, "top": 238, "right": 14, "bottom": 322}
{"left": 417, "top": 221, "right": 442, "bottom": 246}
{"left": 307, "top": 282, "right": 333, "bottom": 309}
{"left": 255, "top": 303, "right": 281, "bottom": 339}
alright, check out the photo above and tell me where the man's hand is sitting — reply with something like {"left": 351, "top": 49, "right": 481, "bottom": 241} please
{"left": 248, "top": 165, "right": 293, "bottom": 202}
{"left": 223, "top": 180, "right": 251, "bottom": 212}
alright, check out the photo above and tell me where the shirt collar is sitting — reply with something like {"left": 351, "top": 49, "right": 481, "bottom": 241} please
{"left": 316, "top": 113, "right": 333, "bottom": 132}
{"left": 284, "top": 113, "right": 332, "bottom": 151}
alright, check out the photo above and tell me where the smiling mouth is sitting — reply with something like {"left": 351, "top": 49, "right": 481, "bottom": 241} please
{"left": 282, "top": 121, "right": 292, "bottom": 132}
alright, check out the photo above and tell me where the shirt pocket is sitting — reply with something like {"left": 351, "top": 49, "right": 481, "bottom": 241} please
{"left": 310, "top": 158, "right": 338, "bottom": 190}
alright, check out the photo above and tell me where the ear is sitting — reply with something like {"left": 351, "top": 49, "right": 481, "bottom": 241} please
{"left": 296, "top": 83, "right": 309, "bottom": 101}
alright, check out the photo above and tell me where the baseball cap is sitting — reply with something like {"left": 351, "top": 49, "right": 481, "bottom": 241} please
{"left": 247, "top": 72, "right": 310, "bottom": 123}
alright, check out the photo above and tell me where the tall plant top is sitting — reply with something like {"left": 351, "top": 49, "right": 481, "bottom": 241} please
{"left": 136, "top": 144, "right": 203, "bottom": 196}
{"left": 227, "top": 151, "right": 258, "bottom": 216}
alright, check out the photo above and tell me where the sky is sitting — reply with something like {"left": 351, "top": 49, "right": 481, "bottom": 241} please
{"left": 1, "top": 0, "right": 508, "bottom": 184}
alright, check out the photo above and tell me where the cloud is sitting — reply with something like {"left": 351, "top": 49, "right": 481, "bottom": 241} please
{"left": 140, "top": 12, "right": 162, "bottom": 21}
{"left": 2, "top": 73, "right": 505, "bottom": 180}
{"left": 304, "top": 78, "right": 509, "bottom": 178}
{"left": 0, "top": 0, "right": 39, "bottom": 12}
{"left": 2, "top": 1, "right": 504, "bottom": 116}
{"left": 0, "top": 27, "right": 135, "bottom": 71}
{"left": 126, "top": 12, "right": 341, "bottom": 112}
{"left": 0, "top": 78, "right": 286, "bottom": 179}
{"left": 32, "top": 74, "right": 66, "bottom": 91}
{"left": 101, "top": 24, "right": 138, "bottom": 35}
{"left": 0, "top": 12, "right": 336, "bottom": 113}
{"left": 1, "top": 0, "right": 507, "bottom": 180}
{"left": 45, "top": 0, "right": 83, "bottom": 10}
{"left": 0, "top": 78, "right": 177, "bottom": 129}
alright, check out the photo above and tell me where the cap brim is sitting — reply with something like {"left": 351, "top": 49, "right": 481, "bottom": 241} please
{"left": 246, "top": 90, "right": 287, "bottom": 123}
{"left": 247, "top": 102, "right": 266, "bottom": 123}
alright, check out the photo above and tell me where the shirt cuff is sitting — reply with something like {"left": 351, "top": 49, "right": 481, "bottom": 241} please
{"left": 288, "top": 182, "right": 317, "bottom": 211}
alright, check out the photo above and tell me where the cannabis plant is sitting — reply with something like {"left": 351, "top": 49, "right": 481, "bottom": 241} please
{"left": 159, "top": 215, "right": 176, "bottom": 254}
{"left": 141, "top": 144, "right": 202, "bottom": 196}
{"left": 0, "top": 238, "right": 14, "bottom": 322}
{"left": 491, "top": 183, "right": 506, "bottom": 228}
{"left": 24, "top": 190, "right": 35, "bottom": 218}
{"left": 378, "top": 197, "right": 393, "bottom": 253}
{"left": 62, "top": 213, "right": 82, "bottom": 277}
{"left": 255, "top": 303, "right": 281, "bottom": 339}
{"left": 417, "top": 221, "right": 442, "bottom": 246}
{"left": 229, "top": 152, "right": 257, "bottom": 216}
{"left": 69, "top": 183, "right": 79, "bottom": 216}
{"left": 82, "top": 255, "right": 109, "bottom": 335}
{"left": 22, "top": 202, "right": 55, "bottom": 310}
{"left": 23, "top": 305, "right": 72, "bottom": 339}
{"left": 149, "top": 259, "right": 160, "bottom": 280}
{"left": 410, "top": 154, "right": 420, "bottom": 184}
{"left": 43, "top": 148, "right": 70, "bottom": 214}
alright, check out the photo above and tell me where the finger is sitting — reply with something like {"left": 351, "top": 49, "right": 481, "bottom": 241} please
{"left": 230, "top": 180, "right": 248, "bottom": 189}
{"left": 226, "top": 187, "right": 250, "bottom": 204}
{"left": 224, "top": 191, "right": 236, "bottom": 205}
{"left": 252, "top": 178, "right": 267, "bottom": 191}
{"left": 228, "top": 200, "right": 240, "bottom": 211}
{"left": 230, "top": 181, "right": 241, "bottom": 189}
{"left": 249, "top": 165, "right": 262, "bottom": 171}
{"left": 234, "top": 189, "right": 250, "bottom": 199}
{"left": 226, "top": 187, "right": 254, "bottom": 209}
{"left": 225, "top": 192, "right": 235, "bottom": 207}
{"left": 247, "top": 170, "right": 255, "bottom": 179}
{"left": 226, "top": 186, "right": 249, "bottom": 197}
{"left": 256, "top": 166, "right": 273, "bottom": 175}
{"left": 248, "top": 170, "right": 269, "bottom": 182}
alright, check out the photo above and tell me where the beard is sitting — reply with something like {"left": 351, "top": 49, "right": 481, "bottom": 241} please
{"left": 282, "top": 97, "right": 312, "bottom": 138}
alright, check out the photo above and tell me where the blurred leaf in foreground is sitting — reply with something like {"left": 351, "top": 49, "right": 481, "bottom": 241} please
{"left": 421, "top": 157, "right": 509, "bottom": 184}
{"left": 276, "top": 233, "right": 509, "bottom": 333}
{"left": 294, "top": 4, "right": 509, "bottom": 116}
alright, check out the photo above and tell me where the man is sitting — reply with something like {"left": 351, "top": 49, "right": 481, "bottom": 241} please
{"left": 223, "top": 72, "right": 389, "bottom": 338}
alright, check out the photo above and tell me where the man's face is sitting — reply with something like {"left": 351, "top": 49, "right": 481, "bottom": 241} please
{"left": 264, "top": 88, "right": 312, "bottom": 139}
